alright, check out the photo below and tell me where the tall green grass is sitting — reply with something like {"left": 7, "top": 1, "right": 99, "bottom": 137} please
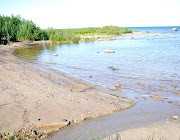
{"left": 0, "top": 15, "right": 133, "bottom": 45}
{"left": 45, "top": 26, "right": 133, "bottom": 43}
{"left": 45, "top": 28, "right": 80, "bottom": 43}
{"left": 0, "top": 15, "right": 48, "bottom": 44}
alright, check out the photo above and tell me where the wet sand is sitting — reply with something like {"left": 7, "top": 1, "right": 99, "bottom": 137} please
{"left": 104, "top": 120, "right": 180, "bottom": 140}
{"left": 50, "top": 98, "right": 180, "bottom": 140}
{"left": 0, "top": 42, "right": 135, "bottom": 137}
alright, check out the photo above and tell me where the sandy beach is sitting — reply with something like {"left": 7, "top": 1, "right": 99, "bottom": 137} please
{"left": 0, "top": 42, "right": 135, "bottom": 138}
{"left": 0, "top": 40, "right": 179, "bottom": 140}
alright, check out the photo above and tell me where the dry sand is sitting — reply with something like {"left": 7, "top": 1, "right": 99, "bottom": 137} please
{"left": 0, "top": 42, "right": 135, "bottom": 136}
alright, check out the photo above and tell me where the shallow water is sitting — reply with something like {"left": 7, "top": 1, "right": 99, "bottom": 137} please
{"left": 50, "top": 99, "right": 179, "bottom": 140}
{"left": 14, "top": 26, "right": 180, "bottom": 102}
{"left": 14, "top": 26, "right": 180, "bottom": 139}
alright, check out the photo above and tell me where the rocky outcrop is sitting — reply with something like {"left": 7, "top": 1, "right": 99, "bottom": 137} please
{"left": 172, "top": 28, "right": 178, "bottom": 31}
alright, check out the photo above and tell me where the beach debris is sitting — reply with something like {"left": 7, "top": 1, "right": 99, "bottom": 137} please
{"left": 63, "top": 119, "right": 67, "bottom": 122}
{"left": 97, "top": 52, "right": 100, "bottom": 53}
{"left": 173, "top": 85, "right": 177, "bottom": 88}
{"left": 176, "top": 92, "right": 180, "bottom": 95}
{"left": 38, "top": 119, "right": 41, "bottom": 121}
{"left": 157, "top": 38, "right": 162, "bottom": 39}
{"left": 160, "top": 85, "right": 165, "bottom": 88}
{"left": 172, "top": 28, "right": 178, "bottom": 31}
{"left": 52, "top": 54, "right": 58, "bottom": 56}
{"left": 153, "top": 99, "right": 158, "bottom": 101}
{"left": 108, "top": 66, "right": 113, "bottom": 68}
{"left": 104, "top": 49, "right": 115, "bottom": 53}
{"left": 56, "top": 41, "right": 61, "bottom": 44}
{"left": 115, "top": 84, "right": 121, "bottom": 88}
{"left": 89, "top": 76, "right": 92, "bottom": 78}
{"left": 172, "top": 116, "right": 179, "bottom": 120}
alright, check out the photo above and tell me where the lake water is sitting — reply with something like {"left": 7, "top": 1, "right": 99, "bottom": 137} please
{"left": 14, "top": 26, "right": 180, "bottom": 102}
{"left": 14, "top": 26, "right": 180, "bottom": 139}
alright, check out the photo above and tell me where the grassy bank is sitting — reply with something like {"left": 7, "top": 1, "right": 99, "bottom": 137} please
{"left": 0, "top": 15, "right": 133, "bottom": 45}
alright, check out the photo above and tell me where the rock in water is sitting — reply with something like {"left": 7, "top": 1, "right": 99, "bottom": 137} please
{"left": 52, "top": 54, "right": 58, "bottom": 56}
{"left": 104, "top": 49, "right": 115, "bottom": 53}
{"left": 172, "top": 28, "right": 178, "bottom": 31}
{"left": 172, "top": 116, "right": 178, "bottom": 120}
{"left": 115, "top": 84, "right": 121, "bottom": 88}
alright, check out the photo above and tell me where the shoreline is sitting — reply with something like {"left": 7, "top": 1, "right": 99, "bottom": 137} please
{"left": 0, "top": 41, "right": 135, "bottom": 139}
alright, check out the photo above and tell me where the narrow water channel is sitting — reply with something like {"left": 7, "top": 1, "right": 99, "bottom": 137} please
{"left": 50, "top": 99, "right": 179, "bottom": 140}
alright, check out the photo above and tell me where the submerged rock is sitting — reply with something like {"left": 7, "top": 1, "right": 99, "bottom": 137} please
{"left": 172, "top": 28, "right": 178, "bottom": 31}
{"left": 112, "top": 68, "right": 119, "bottom": 71}
{"left": 104, "top": 49, "right": 115, "bottom": 53}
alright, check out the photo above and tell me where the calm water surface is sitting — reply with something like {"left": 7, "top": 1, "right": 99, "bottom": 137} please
{"left": 14, "top": 26, "right": 180, "bottom": 102}
{"left": 14, "top": 27, "right": 180, "bottom": 139}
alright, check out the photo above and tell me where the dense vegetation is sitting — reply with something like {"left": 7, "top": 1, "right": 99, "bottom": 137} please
{"left": 0, "top": 15, "right": 133, "bottom": 45}
{"left": 45, "top": 26, "right": 133, "bottom": 43}
{"left": 0, "top": 15, "right": 48, "bottom": 44}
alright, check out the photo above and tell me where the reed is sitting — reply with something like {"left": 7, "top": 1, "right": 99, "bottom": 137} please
{"left": 0, "top": 15, "right": 132, "bottom": 45}
{"left": 0, "top": 15, "right": 48, "bottom": 44}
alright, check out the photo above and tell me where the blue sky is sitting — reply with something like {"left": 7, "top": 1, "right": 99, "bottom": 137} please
{"left": 0, "top": 0, "right": 180, "bottom": 29}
